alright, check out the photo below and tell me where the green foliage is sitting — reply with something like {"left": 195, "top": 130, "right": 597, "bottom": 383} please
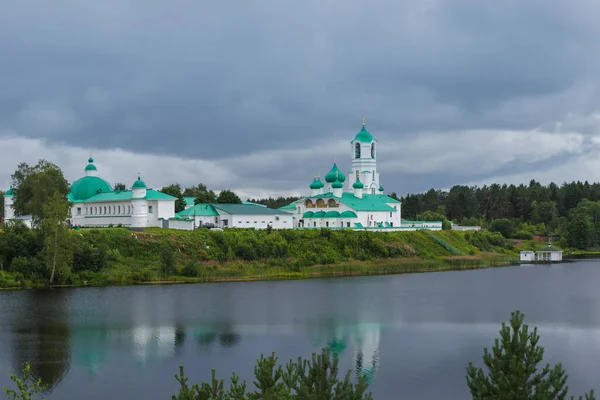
{"left": 113, "top": 183, "right": 127, "bottom": 191}
{"left": 466, "top": 310, "right": 595, "bottom": 400}
{"left": 2, "top": 362, "right": 47, "bottom": 400}
{"left": 216, "top": 190, "right": 242, "bottom": 204}
{"left": 172, "top": 349, "right": 372, "bottom": 400}
{"left": 160, "top": 244, "right": 177, "bottom": 277}
{"left": 161, "top": 183, "right": 187, "bottom": 213}
{"left": 489, "top": 218, "right": 515, "bottom": 239}
{"left": 11, "top": 160, "right": 70, "bottom": 226}
{"left": 186, "top": 184, "right": 217, "bottom": 205}
{"left": 41, "top": 191, "right": 72, "bottom": 285}
{"left": 0, "top": 190, "right": 4, "bottom": 219}
{"left": 246, "top": 196, "right": 302, "bottom": 210}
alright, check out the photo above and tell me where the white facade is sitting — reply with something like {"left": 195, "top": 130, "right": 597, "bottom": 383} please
{"left": 520, "top": 251, "right": 535, "bottom": 262}
{"left": 349, "top": 128, "right": 380, "bottom": 194}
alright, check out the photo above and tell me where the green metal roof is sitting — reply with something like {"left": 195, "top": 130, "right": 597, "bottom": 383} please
{"left": 354, "top": 125, "right": 374, "bottom": 142}
{"left": 324, "top": 163, "right": 346, "bottom": 183}
{"left": 302, "top": 211, "right": 314, "bottom": 218}
{"left": 70, "top": 176, "right": 113, "bottom": 201}
{"left": 85, "top": 164, "right": 97, "bottom": 171}
{"left": 310, "top": 177, "right": 321, "bottom": 189}
{"left": 242, "top": 201, "right": 267, "bottom": 207}
{"left": 378, "top": 185, "right": 384, "bottom": 192}
{"left": 71, "top": 189, "right": 176, "bottom": 203}
{"left": 212, "top": 203, "right": 286, "bottom": 215}
{"left": 339, "top": 210, "right": 358, "bottom": 218}
{"left": 324, "top": 211, "right": 340, "bottom": 218}
{"left": 279, "top": 203, "right": 297, "bottom": 211}
{"left": 183, "top": 197, "right": 196, "bottom": 206}
{"left": 4, "top": 185, "right": 13, "bottom": 196}
{"left": 313, "top": 211, "right": 326, "bottom": 218}
{"left": 132, "top": 176, "right": 147, "bottom": 189}
{"left": 306, "top": 193, "right": 399, "bottom": 211}
{"left": 177, "top": 204, "right": 220, "bottom": 217}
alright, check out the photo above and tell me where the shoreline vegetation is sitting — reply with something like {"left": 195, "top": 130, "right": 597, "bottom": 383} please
{"left": 0, "top": 225, "right": 545, "bottom": 291}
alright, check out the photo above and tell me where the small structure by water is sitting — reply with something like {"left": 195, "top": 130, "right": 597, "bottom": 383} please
{"left": 535, "top": 242, "right": 563, "bottom": 262}
{"left": 520, "top": 250, "right": 535, "bottom": 262}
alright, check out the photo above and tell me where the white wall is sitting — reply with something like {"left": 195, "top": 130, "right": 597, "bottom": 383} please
{"left": 168, "top": 219, "right": 194, "bottom": 230}
{"left": 219, "top": 212, "right": 293, "bottom": 229}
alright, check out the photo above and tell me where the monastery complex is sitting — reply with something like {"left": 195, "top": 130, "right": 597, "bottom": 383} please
{"left": 3, "top": 121, "right": 442, "bottom": 231}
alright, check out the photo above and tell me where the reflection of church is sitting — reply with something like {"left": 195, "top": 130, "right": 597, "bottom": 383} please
{"left": 309, "top": 322, "right": 381, "bottom": 385}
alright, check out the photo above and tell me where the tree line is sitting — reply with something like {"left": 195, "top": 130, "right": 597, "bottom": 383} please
{"left": 4, "top": 311, "right": 595, "bottom": 399}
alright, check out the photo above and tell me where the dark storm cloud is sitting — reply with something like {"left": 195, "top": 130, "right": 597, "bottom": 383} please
{"left": 2, "top": 0, "right": 600, "bottom": 195}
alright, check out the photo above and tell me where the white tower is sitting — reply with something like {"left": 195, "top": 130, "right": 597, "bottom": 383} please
{"left": 349, "top": 117, "right": 380, "bottom": 195}
{"left": 85, "top": 156, "right": 99, "bottom": 177}
{"left": 4, "top": 186, "right": 14, "bottom": 221}
{"left": 131, "top": 176, "right": 148, "bottom": 228}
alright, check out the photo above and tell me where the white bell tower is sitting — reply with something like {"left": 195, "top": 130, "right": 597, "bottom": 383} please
{"left": 348, "top": 116, "right": 380, "bottom": 195}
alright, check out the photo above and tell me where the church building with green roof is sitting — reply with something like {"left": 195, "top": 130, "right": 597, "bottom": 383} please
{"left": 280, "top": 119, "right": 442, "bottom": 231}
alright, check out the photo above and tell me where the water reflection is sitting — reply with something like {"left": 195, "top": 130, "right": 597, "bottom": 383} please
{"left": 10, "top": 290, "right": 71, "bottom": 390}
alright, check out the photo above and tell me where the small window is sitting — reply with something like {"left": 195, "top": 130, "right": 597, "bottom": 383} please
{"left": 314, "top": 222, "right": 316, "bottom": 227}
{"left": 276, "top": 216, "right": 280, "bottom": 221}
{"left": 77, "top": 207, "right": 81, "bottom": 216}
{"left": 118, "top": 206, "right": 121, "bottom": 214}
{"left": 104, "top": 206, "right": 107, "bottom": 214}
{"left": 326, "top": 222, "right": 329, "bottom": 227}
{"left": 347, "top": 222, "right": 350, "bottom": 227}
{"left": 254, "top": 221, "right": 257, "bottom": 223}
{"left": 246, "top": 221, "right": 250, "bottom": 224}
{"left": 261, "top": 221, "right": 265, "bottom": 223}
{"left": 149, "top": 206, "right": 153, "bottom": 214}
{"left": 238, "top": 221, "right": 242, "bottom": 223}
{"left": 390, "top": 212, "right": 392, "bottom": 217}
{"left": 269, "top": 221, "right": 273, "bottom": 224}
{"left": 390, "top": 222, "right": 393, "bottom": 227}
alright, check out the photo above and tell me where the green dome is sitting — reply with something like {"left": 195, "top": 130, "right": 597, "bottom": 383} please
{"left": 332, "top": 177, "right": 343, "bottom": 189}
{"left": 70, "top": 176, "right": 112, "bottom": 201}
{"left": 339, "top": 210, "right": 358, "bottom": 218}
{"left": 5, "top": 185, "right": 14, "bottom": 196}
{"left": 324, "top": 211, "right": 340, "bottom": 218}
{"left": 88, "top": 156, "right": 94, "bottom": 163}
{"left": 316, "top": 177, "right": 324, "bottom": 188}
{"left": 313, "top": 211, "right": 326, "bottom": 218}
{"left": 132, "top": 176, "right": 147, "bottom": 189}
{"left": 85, "top": 164, "right": 97, "bottom": 171}
{"left": 310, "top": 177, "right": 321, "bottom": 190}
{"left": 325, "top": 163, "right": 346, "bottom": 183}
{"left": 378, "top": 185, "right": 384, "bottom": 192}
{"left": 354, "top": 125, "right": 373, "bottom": 142}
{"left": 353, "top": 178, "right": 364, "bottom": 189}
{"left": 302, "top": 211, "right": 315, "bottom": 218}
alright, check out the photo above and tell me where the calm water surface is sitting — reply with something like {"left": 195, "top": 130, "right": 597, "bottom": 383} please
{"left": 1, "top": 261, "right": 600, "bottom": 399}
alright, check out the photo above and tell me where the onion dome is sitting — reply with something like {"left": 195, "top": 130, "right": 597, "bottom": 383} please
{"left": 5, "top": 185, "right": 14, "bottom": 196}
{"left": 132, "top": 176, "right": 147, "bottom": 189}
{"left": 309, "top": 176, "right": 321, "bottom": 189}
{"left": 353, "top": 178, "right": 364, "bottom": 189}
{"left": 378, "top": 185, "right": 384, "bottom": 192}
{"left": 316, "top": 176, "right": 325, "bottom": 188}
{"left": 332, "top": 177, "right": 344, "bottom": 189}
{"left": 85, "top": 156, "right": 97, "bottom": 171}
{"left": 354, "top": 125, "right": 374, "bottom": 143}
{"left": 325, "top": 163, "right": 346, "bottom": 183}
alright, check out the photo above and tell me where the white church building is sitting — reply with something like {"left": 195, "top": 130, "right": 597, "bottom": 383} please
{"left": 280, "top": 121, "right": 442, "bottom": 231}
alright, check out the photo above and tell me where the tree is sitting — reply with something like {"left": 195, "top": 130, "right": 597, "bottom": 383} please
{"left": 0, "top": 190, "right": 4, "bottom": 220}
{"left": 113, "top": 183, "right": 127, "bottom": 191}
{"left": 41, "top": 191, "right": 72, "bottom": 285}
{"left": 216, "top": 190, "right": 241, "bottom": 204}
{"left": 161, "top": 183, "right": 186, "bottom": 213}
{"left": 172, "top": 348, "right": 372, "bottom": 400}
{"left": 11, "top": 160, "right": 70, "bottom": 226}
{"left": 185, "top": 184, "right": 217, "bottom": 204}
{"left": 489, "top": 218, "right": 515, "bottom": 239}
{"left": 2, "top": 362, "right": 47, "bottom": 400}
{"left": 466, "top": 310, "right": 595, "bottom": 400}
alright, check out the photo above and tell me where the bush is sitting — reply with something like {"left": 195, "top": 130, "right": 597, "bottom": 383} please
{"left": 512, "top": 230, "right": 534, "bottom": 240}
{"left": 160, "top": 244, "right": 176, "bottom": 277}
{"left": 489, "top": 218, "right": 515, "bottom": 239}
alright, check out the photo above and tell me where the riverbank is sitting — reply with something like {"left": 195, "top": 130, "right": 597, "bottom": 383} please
{"left": 0, "top": 227, "right": 519, "bottom": 290}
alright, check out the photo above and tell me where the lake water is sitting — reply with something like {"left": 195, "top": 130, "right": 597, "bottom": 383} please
{"left": 1, "top": 260, "right": 600, "bottom": 399}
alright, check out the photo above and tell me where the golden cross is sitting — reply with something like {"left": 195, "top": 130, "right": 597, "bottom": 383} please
{"left": 361, "top": 115, "right": 365, "bottom": 126}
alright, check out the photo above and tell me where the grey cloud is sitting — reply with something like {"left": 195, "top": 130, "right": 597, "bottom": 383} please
{"left": 2, "top": 0, "right": 600, "bottom": 195}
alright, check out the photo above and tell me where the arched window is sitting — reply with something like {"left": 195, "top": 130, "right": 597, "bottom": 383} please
{"left": 304, "top": 199, "right": 315, "bottom": 208}
{"left": 118, "top": 206, "right": 121, "bottom": 214}
{"left": 371, "top": 143, "right": 375, "bottom": 158}
{"left": 327, "top": 199, "right": 337, "bottom": 208}
{"left": 355, "top": 142, "right": 361, "bottom": 158}
{"left": 316, "top": 199, "right": 326, "bottom": 208}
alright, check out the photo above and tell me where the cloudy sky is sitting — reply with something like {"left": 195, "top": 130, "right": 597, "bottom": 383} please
{"left": 2, "top": 0, "right": 600, "bottom": 199}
